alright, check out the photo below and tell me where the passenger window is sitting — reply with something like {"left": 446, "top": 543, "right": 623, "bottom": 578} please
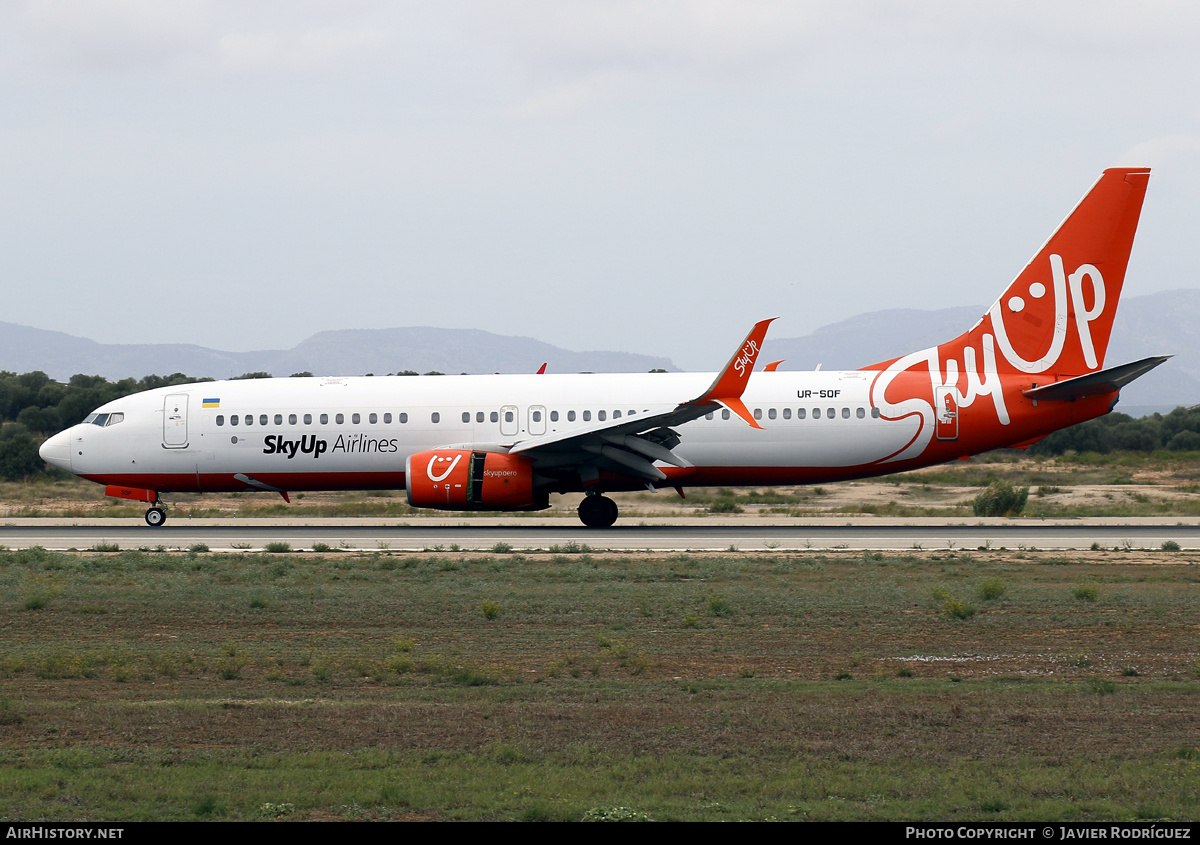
{"left": 369, "top": 413, "right": 377, "bottom": 424}
{"left": 400, "top": 413, "right": 408, "bottom": 423}
{"left": 871, "top": 407, "right": 881, "bottom": 418}
{"left": 216, "top": 415, "right": 224, "bottom": 426}
{"left": 352, "top": 413, "right": 361, "bottom": 424}
{"left": 721, "top": 410, "right": 730, "bottom": 420}
{"left": 841, "top": 407, "right": 850, "bottom": 419}
{"left": 568, "top": 410, "right": 576, "bottom": 422}
{"left": 796, "top": 408, "right": 805, "bottom": 419}
{"left": 431, "top": 412, "right": 440, "bottom": 423}
{"left": 289, "top": 414, "right": 297, "bottom": 425}
{"left": 768, "top": 408, "right": 777, "bottom": 420}
{"left": 826, "top": 408, "right": 834, "bottom": 419}
{"left": 753, "top": 408, "right": 762, "bottom": 420}
{"left": 230, "top": 415, "right": 239, "bottom": 426}
{"left": 476, "top": 412, "right": 484, "bottom": 423}
{"left": 260, "top": 415, "right": 269, "bottom": 426}
{"left": 384, "top": 413, "right": 392, "bottom": 424}
{"left": 532, "top": 410, "right": 542, "bottom": 422}
{"left": 598, "top": 410, "right": 606, "bottom": 422}
{"left": 304, "top": 413, "right": 312, "bottom": 425}
{"left": 783, "top": 408, "right": 791, "bottom": 420}
{"left": 856, "top": 407, "right": 865, "bottom": 419}
{"left": 583, "top": 410, "right": 591, "bottom": 422}
{"left": 245, "top": 415, "right": 253, "bottom": 425}
{"left": 504, "top": 410, "right": 514, "bottom": 423}
{"left": 275, "top": 414, "right": 283, "bottom": 425}
{"left": 550, "top": 411, "right": 559, "bottom": 422}
{"left": 705, "top": 412, "right": 713, "bottom": 420}
{"left": 462, "top": 412, "right": 470, "bottom": 423}
{"left": 613, "top": 410, "right": 621, "bottom": 419}
{"left": 320, "top": 413, "right": 328, "bottom": 425}
{"left": 490, "top": 411, "right": 499, "bottom": 423}
{"left": 335, "top": 413, "right": 344, "bottom": 424}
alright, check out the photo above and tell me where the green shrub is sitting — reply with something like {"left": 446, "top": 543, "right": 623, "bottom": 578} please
{"left": 705, "top": 594, "right": 731, "bottom": 616}
{"left": 708, "top": 499, "right": 744, "bottom": 514}
{"left": 944, "top": 598, "right": 977, "bottom": 620}
{"left": 480, "top": 599, "right": 502, "bottom": 620}
{"left": 972, "top": 481, "right": 1028, "bottom": 517}
{"left": 978, "top": 578, "right": 1007, "bottom": 601}
{"left": 264, "top": 542, "right": 291, "bottom": 553}
{"left": 1162, "top": 540, "right": 1181, "bottom": 552}
{"left": 1073, "top": 583, "right": 1101, "bottom": 602}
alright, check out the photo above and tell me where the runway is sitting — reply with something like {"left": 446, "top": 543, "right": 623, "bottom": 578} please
{"left": 2, "top": 518, "right": 1199, "bottom": 552}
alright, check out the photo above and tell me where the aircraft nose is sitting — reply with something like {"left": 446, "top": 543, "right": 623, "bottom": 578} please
{"left": 39, "top": 429, "right": 73, "bottom": 472}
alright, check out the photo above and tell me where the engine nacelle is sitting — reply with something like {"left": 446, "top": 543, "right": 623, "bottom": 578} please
{"left": 405, "top": 449, "right": 546, "bottom": 511}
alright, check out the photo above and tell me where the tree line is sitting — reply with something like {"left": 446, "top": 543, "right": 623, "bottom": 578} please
{"left": 0, "top": 370, "right": 210, "bottom": 481}
{"left": 0, "top": 369, "right": 1196, "bottom": 481}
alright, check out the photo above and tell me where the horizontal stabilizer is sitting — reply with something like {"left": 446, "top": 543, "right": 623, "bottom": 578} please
{"left": 1021, "top": 356, "right": 1170, "bottom": 402}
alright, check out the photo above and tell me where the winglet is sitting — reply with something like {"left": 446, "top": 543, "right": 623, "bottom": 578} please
{"left": 763, "top": 360, "right": 784, "bottom": 372}
{"left": 693, "top": 318, "right": 776, "bottom": 428}
{"left": 536, "top": 363, "right": 547, "bottom": 375}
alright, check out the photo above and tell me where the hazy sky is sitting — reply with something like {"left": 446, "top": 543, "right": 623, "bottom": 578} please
{"left": 2, "top": 1, "right": 1198, "bottom": 370}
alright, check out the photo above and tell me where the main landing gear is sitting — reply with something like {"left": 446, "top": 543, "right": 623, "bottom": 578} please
{"left": 145, "top": 506, "right": 167, "bottom": 527}
{"left": 577, "top": 494, "right": 618, "bottom": 528}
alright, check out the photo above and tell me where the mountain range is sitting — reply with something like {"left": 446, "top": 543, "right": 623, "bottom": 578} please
{"left": 3, "top": 289, "right": 1196, "bottom": 414}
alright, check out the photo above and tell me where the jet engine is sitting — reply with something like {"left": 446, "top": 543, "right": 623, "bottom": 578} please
{"left": 405, "top": 449, "right": 546, "bottom": 510}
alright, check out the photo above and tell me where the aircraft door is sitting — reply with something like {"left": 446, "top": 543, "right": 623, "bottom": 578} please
{"left": 528, "top": 405, "right": 546, "bottom": 436}
{"left": 163, "top": 394, "right": 189, "bottom": 448}
{"left": 934, "top": 386, "right": 959, "bottom": 441}
{"left": 500, "top": 405, "right": 519, "bottom": 437}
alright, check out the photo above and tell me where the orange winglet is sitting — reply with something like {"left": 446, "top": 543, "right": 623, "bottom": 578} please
{"left": 763, "top": 360, "right": 784, "bottom": 372}
{"left": 699, "top": 318, "right": 776, "bottom": 406}
{"left": 536, "top": 363, "right": 547, "bottom": 375}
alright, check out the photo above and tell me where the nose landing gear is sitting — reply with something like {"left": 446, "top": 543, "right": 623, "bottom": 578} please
{"left": 144, "top": 506, "right": 167, "bottom": 527}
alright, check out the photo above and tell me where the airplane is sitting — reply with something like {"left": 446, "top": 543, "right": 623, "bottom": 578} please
{"left": 39, "top": 167, "right": 1167, "bottom": 528}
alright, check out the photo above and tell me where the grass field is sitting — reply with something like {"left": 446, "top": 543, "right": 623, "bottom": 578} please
{"left": 2, "top": 544, "right": 1199, "bottom": 821}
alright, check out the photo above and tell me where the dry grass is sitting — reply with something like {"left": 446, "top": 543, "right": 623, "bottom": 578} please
{"left": 2, "top": 545, "right": 1199, "bottom": 820}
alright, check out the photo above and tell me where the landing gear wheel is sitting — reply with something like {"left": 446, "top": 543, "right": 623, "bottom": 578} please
{"left": 578, "top": 495, "right": 618, "bottom": 528}
{"left": 145, "top": 507, "right": 167, "bottom": 527}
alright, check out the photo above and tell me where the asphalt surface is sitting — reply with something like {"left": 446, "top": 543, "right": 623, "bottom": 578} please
{"left": 2, "top": 517, "right": 1198, "bottom": 551}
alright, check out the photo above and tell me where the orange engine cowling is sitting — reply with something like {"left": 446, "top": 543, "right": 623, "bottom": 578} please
{"left": 405, "top": 449, "right": 545, "bottom": 511}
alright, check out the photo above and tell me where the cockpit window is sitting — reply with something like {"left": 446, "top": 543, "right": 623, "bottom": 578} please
{"left": 105, "top": 413, "right": 124, "bottom": 426}
{"left": 89, "top": 413, "right": 110, "bottom": 426}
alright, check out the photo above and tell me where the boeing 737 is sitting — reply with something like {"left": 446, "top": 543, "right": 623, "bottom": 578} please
{"left": 39, "top": 167, "right": 1166, "bottom": 527}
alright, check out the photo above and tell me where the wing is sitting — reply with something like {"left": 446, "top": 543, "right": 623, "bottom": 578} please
{"left": 506, "top": 319, "right": 776, "bottom": 484}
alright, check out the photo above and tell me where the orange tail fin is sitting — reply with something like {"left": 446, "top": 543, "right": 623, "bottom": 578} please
{"left": 981, "top": 167, "right": 1149, "bottom": 377}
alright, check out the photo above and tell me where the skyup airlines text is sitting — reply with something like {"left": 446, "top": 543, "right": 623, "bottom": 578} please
{"left": 263, "top": 434, "right": 399, "bottom": 459}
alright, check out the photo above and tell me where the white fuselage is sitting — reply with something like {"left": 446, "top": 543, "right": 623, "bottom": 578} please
{"left": 48, "top": 370, "right": 928, "bottom": 494}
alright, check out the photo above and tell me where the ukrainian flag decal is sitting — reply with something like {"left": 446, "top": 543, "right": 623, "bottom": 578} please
{"left": 202, "top": 398, "right": 220, "bottom": 408}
